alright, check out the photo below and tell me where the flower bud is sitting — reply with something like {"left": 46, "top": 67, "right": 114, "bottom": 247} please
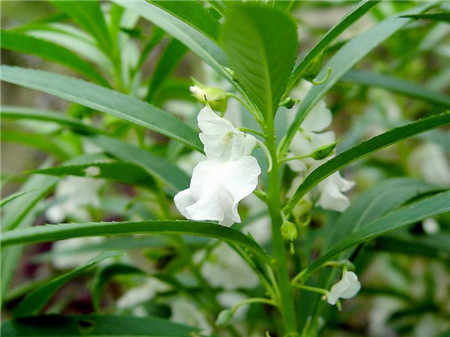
{"left": 281, "top": 221, "right": 298, "bottom": 242}
{"left": 310, "top": 140, "right": 339, "bottom": 160}
{"left": 303, "top": 54, "right": 324, "bottom": 81}
{"left": 190, "top": 79, "right": 228, "bottom": 112}
{"left": 216, "top": 309, "right": 234, "bottom": 327}
{"left": 280, "top": 97, "right": 300, "bottom": 109}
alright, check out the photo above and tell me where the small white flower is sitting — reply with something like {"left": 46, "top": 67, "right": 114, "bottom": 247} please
{"left": 422, "top": 218, "right": 440, "bottom": 235}
{"left": 117, "top": 278, "right": 170, "bottom": 309}
{"left": 327, "top": 270, "right": 361, "bottom": 305}
{"left": 317, "top": 172, "right": 355, "bottom": 212}
{"left": 175, "top": 157, "right": 261, "bottom": 226}
{"left": 408, "top": 142, "right": 450, "bottom": 187}
{"left": 46, "top": 176, "right": 102, "bottom": 222}
{"left": 197, "top": 105, "right": 256, "bottom": 161}
{"left": 84, "top": 166, "right": 101, "bottom": 177}
{"left": 195, "top": 244, "right": 259, "bottom": 290}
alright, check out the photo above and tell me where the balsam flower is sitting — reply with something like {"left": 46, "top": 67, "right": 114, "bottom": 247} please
{"left": 175, "top": 106, "right": 261, "bottom": 226}
{"left": 287, "top": 80, "right": 354, "bottom": 212}
{"left": 327, "top": 270, "right": 361, "bottom": 305}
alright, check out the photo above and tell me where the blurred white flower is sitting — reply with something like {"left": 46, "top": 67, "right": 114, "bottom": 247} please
{"left": 175, "top": 106, "right": 261, "bottom": 226}
{"left": 46, "top": 176, "right": 103, "bottom": 222}
{"left": 422, "top": 218, "right": 440, "bottom": 235}
{"left": 171, "top": 298, "right": 212, "bottom": 335}
{"left": 84, "top": 166, "right": 100, "bottom": 177}
{"left": 287, "top": 80, "right": 354, "bottom": 212}
{"left": 327, "top": 270, "right": 361, "bottom": 305}
{"left": 408, "top": 142, "right": 450, "bottom": 187}
{"left": 117, "top": 278, "right": 170, "bottom": 310}
{"left": 52, "top": 237, "right": 104, "bottom": 269}
{"left": 195, "top": 243, "right": 259, "bottom": 290}
{"left": 317, "top": 172, "right": 355, "bottom": 212}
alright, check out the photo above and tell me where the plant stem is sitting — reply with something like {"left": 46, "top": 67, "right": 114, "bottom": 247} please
{"left": 265, "top": 122, "right": 298, "bottom": 335}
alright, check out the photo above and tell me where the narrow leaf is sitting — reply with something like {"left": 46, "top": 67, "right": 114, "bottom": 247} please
{"left": 1, "top": 314, "right": 199, "bottom": 336}
{"left": 0, "top": 220, "right": 271, "bottom": 263}
{"left": 0, "top": 30, "right": 109, "bottom": 87}
{"left": 0, "top": 66, "right": 202, "bottom": 151}
{"left": 287, "top": 0, "right": 380, "bottom": 92}
{"left": 341, "top": 70, "right": 450, "bottom": 108}
{"left": 284, "top": 112, "right": 450, "bottom": 213}
{"left": 0, "top": 190, "right": 37, "bottom": 208}
{"left": 283, "top": 2, "right": 435, "bottom": 153}
{"left": 14, "top": 251, "right": 123, "bottom": 318}
{"left": 303, "top": 190, "right": 450, "bottom": 278}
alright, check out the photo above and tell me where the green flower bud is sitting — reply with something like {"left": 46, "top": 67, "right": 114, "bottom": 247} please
{"left": 281, "top": 221, "right": 298, "bottom": 242}
{"left": 303, "top": 54, "right": 324, "bottom": 81}
{"left": 190, "top": 78, "right": 228, "bottom": 112}
{"left": 280, "top": 97, "right": 300, "bottom": 109}
{"left": 310, "top": 140, "right": 340, "bottom": 160}
{"left": 216, "top": 309, "right": 234, "bottom": 327}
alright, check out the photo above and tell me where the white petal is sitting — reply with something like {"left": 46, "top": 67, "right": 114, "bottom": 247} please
{"left": 197, "top": 105, "right": 256, "bottom": 160}
{"left": 327, "top": 270, "right": 361, "bottom": 305}
{"left": 302, "top": 100, "right": 333, "bottom": 132}
{"left": 174, "top": 157, "right": 261, "bottom": 226}
{"left": 317, "top": 172, "right": 355, "bottom": 212}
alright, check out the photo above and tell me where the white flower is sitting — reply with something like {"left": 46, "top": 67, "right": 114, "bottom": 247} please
{"left": 171, "top": 298, "right": 212, "bottom": 335}
{"left": 195, "top": 243, "right": 259, "bottom": 290}
{"left": 52, "top": 237, "right": 104, "bottom": 269}
{"left": 197, "top": 105, "right": 256, "bottom": 161}
{"left": 317, "top": 172, "right": 355, "bottom": 212}
{"left": 175, "top": 106, "right": 261, "bottom": 226}
{"left": 408, "top": 142, "right": 450, "bottom": 187}
{"left": 422, "top": 218, "right": 440, "bottom": 235}
{"left": 287, "top": 80, "right": 354, "bottom": 212}
{"left": 84, "top": 166, "right": 101, "bottom": 177}
{"left": 117, "top": 278, "right": 170, "bottom": 310}
{"left": 327, "top": 270, "right": 361, "bottom": 305}
{"left": 46, "top": 176, "right": 102, "bottom": 222}
{"left": 175, "top": 157, "right": 261, "bottom": 226}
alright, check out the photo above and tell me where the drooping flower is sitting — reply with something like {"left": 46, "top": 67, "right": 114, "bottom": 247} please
{"left": 175, "top": 106, "right": 261, "bottom": 226}
{"left": 327, "top": 270, "right": 361, "bottom": 305}
{"left": 317, "top": 172, "right": 355, "bottom": 212}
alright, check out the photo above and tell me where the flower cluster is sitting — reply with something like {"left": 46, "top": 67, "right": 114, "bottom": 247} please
{"left": 175, "top": 105, "right": 261, "bottom": 226}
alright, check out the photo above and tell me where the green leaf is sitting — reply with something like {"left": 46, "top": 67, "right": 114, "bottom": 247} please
{"left": 221, "top": 5, "right": 298, "bottom": 117}
{"left": 0, "top": 66, "right": 202, "bottom": 151}
{"left": 30, "top": 159, "right": 156, "bottom": 190}
{"left": 302, "top": 190, "right": 450, "bottom": 279}
{"left": 0, "top": 30, "right": 109, "bottom": 87}
{"left": 14, "top": 251, "right": 123, "bottom": 318}
{"left": 286, "top": 0, "right": 380, "bottom": 93}
{"left": 284, "top": 112, "right": 450, "bottom": 214}
{"left": 401, "top": 12, "right": 450, "bottom": 23}
{"left": 283, "top": 2, "right": 435, "bottom": 153}
{"left": 326, "top": 178, "right": 440, "bottom": 248}
{"left": 0, "top": 220, "right": 271, "bottom": 263}
{"left": 341, "top": 70, "right": 450, "bottom": 108}
{"left": 50, "top": 0, "right": 112, "bottom": 54}
{"left": 114, "top": 0, "right": 229, "bottom": 79}
{"left": 1, "top": 106, "right": 101, "bottom": 134}
{"left": 89, "top": 135, "right": 190, "bottom": 193}
{"left": 0, "top": 190, "right": 37, "bottom": 208}
{"left": 146, "top": 38, "right": 188, "bottom": 102}
{"left": 1, "top": 314, "right": 199, "bottom": 336}
{"left": 148, "top": 0, "right": 220, "bottom": 41}
{"left": 91, "top": 263, "right": 145, "bottom": 311}
{"left": 2, "top": 130, "right": 71, "bottom": 161}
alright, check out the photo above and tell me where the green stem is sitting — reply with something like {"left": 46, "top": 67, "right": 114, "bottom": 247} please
{"left": 266, "top": 122, "right": 298, "bottom": 335}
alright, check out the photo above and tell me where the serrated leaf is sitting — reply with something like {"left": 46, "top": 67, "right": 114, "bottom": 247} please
{"left": 221, "top": 5, "right": 298, "bottom": 118}
{"left": 0, "top": 220, "right": 271, "bottom": 263}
